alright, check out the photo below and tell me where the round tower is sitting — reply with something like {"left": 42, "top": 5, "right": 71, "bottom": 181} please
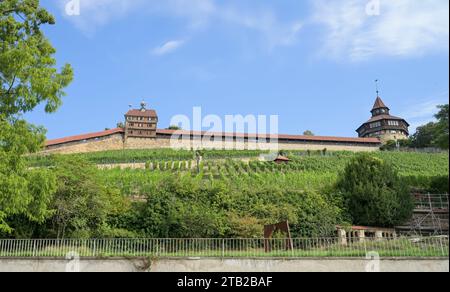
{"left": 357, "top": 96, "right": 410, "bottom": 143}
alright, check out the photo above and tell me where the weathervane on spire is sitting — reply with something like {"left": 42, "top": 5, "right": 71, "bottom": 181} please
{"left": 140, "top": 100, "right": 147, "bottom": 111}
{"left": 375, "top": 79, "right": 380, "bottom": 97}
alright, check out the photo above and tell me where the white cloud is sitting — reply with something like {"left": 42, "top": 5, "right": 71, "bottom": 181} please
{"left": 311, "top": 0, "right": 449, "bottom": 61}
{"left": 219, "top": 7, "right": 303, "bottom": 49}
{"left": 58, "top": 0, "right": 303, "bottom": 49}
{"left": 58, "top": 0, "right": 147, "bottom": 34}
{"left": 152, "top": 40, "right": 186, "bottom": 56}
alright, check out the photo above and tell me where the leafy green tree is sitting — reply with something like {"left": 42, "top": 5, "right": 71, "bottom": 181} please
{"left": 381, "top": 139, "right": 411, "bottom": 151}
{"left": 48, "top": 156, "right": 127, "bottom": 239}
{"left": 167, "top": 125, "right": 182, "bottom": 130}
{"left": 434, "top": 104, "right": 449, "bottom": 149}
{"left": 410, "top": 122, "right": 437, "bottom": 149}
{"left": 1, "top": 0, "right": 73, "bottom": 116}
{"left": 409, "top": 104, "right": 449, "bottom": 149}
{"left": 0, "top": 0, "right": 73, "bottom": 233}
{"left": 0, "top": 118, "right": 56, "bottom": 233}
{"left": 336, "top": 155, "right": 414, "bottom": 227}
{"left": 303, "top": 130, "right": 314, "bottom": 136}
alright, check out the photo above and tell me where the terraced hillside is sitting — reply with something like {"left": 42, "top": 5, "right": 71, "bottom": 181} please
{"left": 29, "top": 150, "right": 449, "bottom": 196}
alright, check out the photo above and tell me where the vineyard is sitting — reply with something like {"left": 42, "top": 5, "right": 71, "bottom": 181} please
{"left": 55, "top": 150, "right": 449, "bottom": 196}
{"left": 26, "top": 149, "right": 449, "bottom": 197}
{"left": 19, "top": 149, "right": 450, "bottom": 238}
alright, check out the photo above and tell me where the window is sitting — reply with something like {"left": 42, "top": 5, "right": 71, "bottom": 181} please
{"left": 388, "top": 120, "right": 399, "bottom": 126}
{"left": 370, "top": 122, "right": 381, "bottom": 129}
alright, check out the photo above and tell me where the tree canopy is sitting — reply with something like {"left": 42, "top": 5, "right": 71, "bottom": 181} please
{"left": 410, "top": 104, "right": 449, "bottom": 149}
{"left": 336, "top": 155, "right": 414, "bottom": 227}
{"left": 0, "top": 0, "right": 73, "bottom": 233}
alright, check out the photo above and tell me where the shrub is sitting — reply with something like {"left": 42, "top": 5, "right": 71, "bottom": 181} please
{"left": 336, "top": 155, "right": 414, "bottom": 227}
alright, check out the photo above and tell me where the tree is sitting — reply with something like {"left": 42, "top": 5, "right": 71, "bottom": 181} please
{"left": 410, "top": 122, "right": 437, "bottom": 148}
{"left": 0, "top": 0, "right": 73, "bottom": 233}
{"left": 336, "top": 155, "right": 414, "bottom": 227}
{"left": 409, "top": 104, "right": 449, "bottom": 149}
{"left": 48, "top": 156, "right": 127, "bottom": 239}
{"left": 381, "top": 139, "right": 411, "bottom": 151}
{"left": 434, "top": 104, "right": 449, "bottom": 149}
{"left": 167, "top": 125, "right": 182, "bottom": 130}
{"left": 303, "top": 130, "right": 314, "bottom": 136}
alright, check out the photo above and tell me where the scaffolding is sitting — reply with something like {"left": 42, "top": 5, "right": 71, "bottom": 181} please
{"left": 398, "top": 194, "right": 449, "bottom": 236}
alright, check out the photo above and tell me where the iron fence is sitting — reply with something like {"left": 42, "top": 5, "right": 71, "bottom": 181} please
{"left": 0, "top": 237, "right": 448, "bottom": 258}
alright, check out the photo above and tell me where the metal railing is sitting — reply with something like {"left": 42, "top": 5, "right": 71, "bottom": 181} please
{"left": 0, "top": 237, "right": 448, "bottom": 258}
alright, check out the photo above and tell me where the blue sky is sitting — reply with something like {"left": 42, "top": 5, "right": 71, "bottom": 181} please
{"left": 25, "top": 0, "right": 449, "bottom": 139}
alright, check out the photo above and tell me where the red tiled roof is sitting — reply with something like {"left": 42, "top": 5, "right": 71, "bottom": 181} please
{"left": 156, "top": 129, "right": 381, "bottom": 144}
{"left": 45, "top": 128, "right": 124, "bottom": 147}
{"left": 372, "top": 96, "right": 389, "bottom": 110}
{"left": 125, "top": 109, "right": 158, "bottom": 118}
{"left": 274, "top": 155, "right": 291, "bottom": 162}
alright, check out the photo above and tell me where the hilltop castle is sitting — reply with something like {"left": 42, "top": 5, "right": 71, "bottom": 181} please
{"left": 44, "top": 96, "right": 409, "bottom": 154}
{"left": 356, "top": 96, "right": 410, "bottom": 143}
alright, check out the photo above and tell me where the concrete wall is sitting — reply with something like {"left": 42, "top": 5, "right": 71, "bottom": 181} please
{"left": 0, "top": 258, "right": 447, "bottom": 272}
{"left": 45, "top": 134, "right": 380, "bottom": 155}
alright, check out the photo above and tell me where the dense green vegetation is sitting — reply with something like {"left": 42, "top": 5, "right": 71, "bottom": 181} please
{"left": 27, "top": 149, "right": 270, "bottom": 167}
{"left": 0, "top": 0, "right": 73, "bottom": 233}
{"left": 336, "top": 155, "right": 414, "bottom": 227}
{"left": 382, "top": 104, "right": 449, "bottom": 151}
{"left": 29, "top": 149, "right": 449, "bottom": 193}
{"left": 8, "top": 149, "right": 447, "bottom": 239}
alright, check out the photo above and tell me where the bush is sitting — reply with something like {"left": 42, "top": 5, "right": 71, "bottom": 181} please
{"left": 110, "top": 174, "right": 343, "bottom": 238}
{"left": 336, "top": 155, "right": 414, "bottom": 227}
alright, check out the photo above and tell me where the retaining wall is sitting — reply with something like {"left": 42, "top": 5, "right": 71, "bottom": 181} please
{"left": 0, "top": 258, "right": 447, "bottom": 272}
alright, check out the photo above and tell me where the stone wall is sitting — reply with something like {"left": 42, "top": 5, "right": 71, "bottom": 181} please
{"left": 44, "top": 134, "right": 125, "bottom": 155}
{"left": 44, "top": 134, "right": 380, "bottom": 154}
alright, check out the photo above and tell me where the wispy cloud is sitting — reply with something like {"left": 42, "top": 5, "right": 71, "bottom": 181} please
{"left": 399, "top": 92, "right": 449, "bottom": 132}
{"left": 58, "top": 0, "right": 303, "bottom": 49}
{"left": 311, "top": 0, "right": 449, "bottom": 61}
{"left": 152, "top": 40, "right": 186, "bottom": 56}
{"left": 58, "top": 0, "right": 147, "bottom": 34}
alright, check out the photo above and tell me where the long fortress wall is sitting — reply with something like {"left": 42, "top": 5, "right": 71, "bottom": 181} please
{"left": 44, "top": 129, "right": 381, "bottom": 155}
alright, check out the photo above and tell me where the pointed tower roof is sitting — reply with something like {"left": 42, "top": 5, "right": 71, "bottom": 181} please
{"left": 372, "top": 96, "right": 389, "bottom": 110}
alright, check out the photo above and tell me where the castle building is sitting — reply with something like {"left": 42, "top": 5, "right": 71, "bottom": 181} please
{"left": 124, "top": 102, "right": 158, "bottom": 139}
{"left": 356, "top": 97, "right": 409, "bottom": 143}
{"left": 44, "top": 101, "right": 384, "bottom": 154}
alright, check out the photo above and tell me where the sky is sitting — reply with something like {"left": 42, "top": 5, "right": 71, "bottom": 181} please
{"left": 25, "top": 0, "right": 449, "bottom": 139}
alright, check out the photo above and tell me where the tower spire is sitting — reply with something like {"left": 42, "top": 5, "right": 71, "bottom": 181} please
{"left": 375, "top": 79, "right": 380, "bottom": 97}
